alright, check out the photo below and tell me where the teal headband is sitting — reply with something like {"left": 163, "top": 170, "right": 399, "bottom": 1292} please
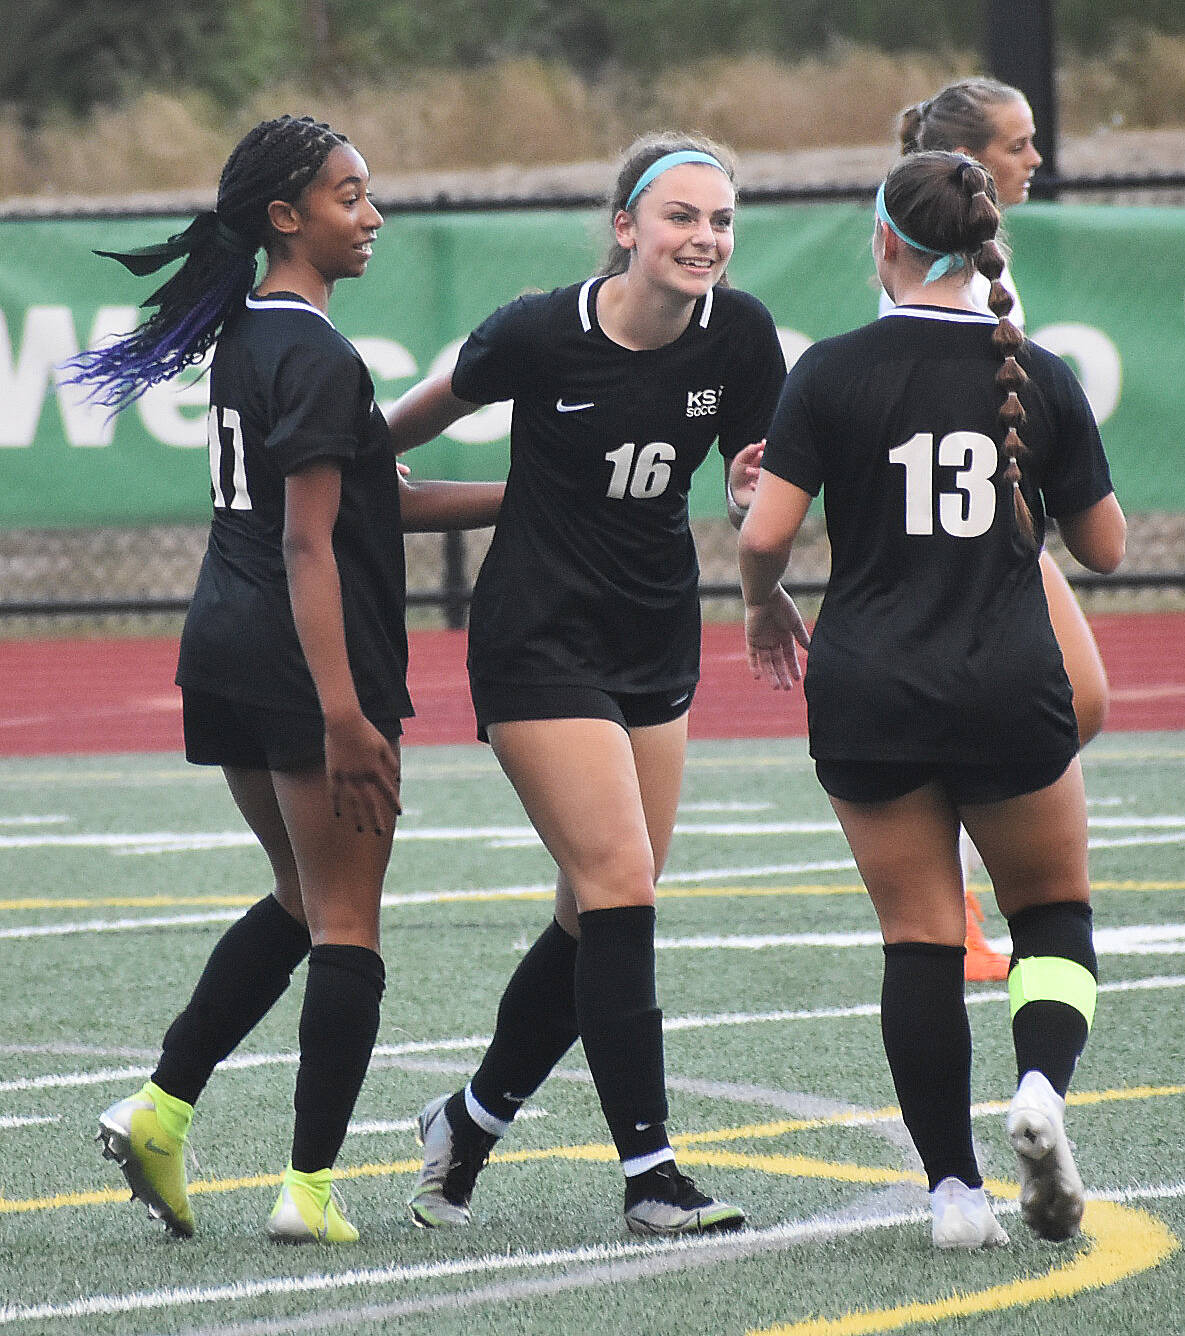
{"left": 874, "top": 181, "right": 964, "bottom": 285}
{"left": 625, "top": 150, "right": 729, "bottom": 210}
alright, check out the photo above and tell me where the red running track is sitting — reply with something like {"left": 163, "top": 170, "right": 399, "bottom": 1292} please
{"left": 0, "top": 614, "right": 1182, "bottom": 757}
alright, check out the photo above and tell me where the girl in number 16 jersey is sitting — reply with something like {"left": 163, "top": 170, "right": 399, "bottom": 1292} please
{"left": 386, "top": 132, "right": 802, "bottom": 1236}
{"left": 740, "top": 151, "right": 1125, "bottom": 1250}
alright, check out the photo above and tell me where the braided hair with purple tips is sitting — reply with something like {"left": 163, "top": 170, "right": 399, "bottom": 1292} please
{"left": 65, "top": 115, "right": 348, "bottom": 412}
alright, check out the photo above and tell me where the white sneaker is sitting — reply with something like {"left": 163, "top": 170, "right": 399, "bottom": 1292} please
{"left": 930, "top": 1176, "right": 1009, "bottom": 1249}
{"left": 1006, "top": 1070, "right": 1085, "bottom": 1241}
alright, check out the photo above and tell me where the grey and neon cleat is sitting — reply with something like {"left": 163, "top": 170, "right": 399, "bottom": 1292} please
{"left": 97, "top": 1082, "right": 195, "bottom": 1239}
{"left": 1006, "top": 1070, "right": 1085, "bottom": 1242}
{"left": 407, "top": 1094, "right": 495, "bottom": 1228}
{"left": 624, "top": 1163, "right": 746, "bottom": 1237}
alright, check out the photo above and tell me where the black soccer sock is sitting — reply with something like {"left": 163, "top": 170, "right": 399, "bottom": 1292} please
{"left": 290, "top": 944, "right": 385, "bottom": 1173}
{"left": 575, "top": 905, "right": 670, "bottom": 1168}
{"left": 881, "top": 942, "right": 980, "bottom": 1191}
{"left": 468, "top": 917, "right": 580, "bottom": 1128}
{"left": 1007, "top": 901, "right": 1097, "bottom": 1096}
{"left": 153, "top": 895, "right": 312, "bottom": 1107}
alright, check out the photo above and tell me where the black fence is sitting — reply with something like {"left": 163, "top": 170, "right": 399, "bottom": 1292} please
{"left": 2, "top": 168, "right": 1183, "bottom": 629}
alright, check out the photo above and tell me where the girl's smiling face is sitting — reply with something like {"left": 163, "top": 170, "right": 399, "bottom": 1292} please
{"left": 616, "top": 162, "right": 736, "bottom": 298}
{"left": 288, "top": 144, "right": 383, "bottom": 281}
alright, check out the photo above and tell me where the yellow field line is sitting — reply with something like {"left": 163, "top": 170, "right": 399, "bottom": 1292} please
{"left": 747, "top": 1200, "right": 1178, "bottom": 1336}
{"left": 4, "top": 1082, "right": 1183, "bottom": 1218}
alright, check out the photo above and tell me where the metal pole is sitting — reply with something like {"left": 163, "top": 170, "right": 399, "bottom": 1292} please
{"left": 984, "top": 0, "right": 1059, "bottom": 199}
{"left": 442, "top": 530, "right": 469, "bottom": 630}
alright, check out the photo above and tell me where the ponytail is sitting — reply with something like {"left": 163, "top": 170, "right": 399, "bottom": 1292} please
{"left": 64, "top": 115, "right": 349, "bottom": 412}
{"left": 965, "top": 181, "right": 1038, "bottom": 550}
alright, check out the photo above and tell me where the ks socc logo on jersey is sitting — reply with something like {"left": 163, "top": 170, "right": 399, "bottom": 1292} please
{"left": 686, "top": 387, "right": 723, "bottom": 418}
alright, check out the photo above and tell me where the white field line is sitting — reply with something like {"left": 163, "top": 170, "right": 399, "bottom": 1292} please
{"left": 0, "top": 1213, "right": 924, "bottom": 1328}
{"left": 4, "top": 1181, "right": 1185, "bottom": 1332}
{"left": 348, "top": 1107, "right": 547, "bottom": 1136}
{"left": 1089, "top": 832, "right": 1185, "bottom": 850}
{"left": 7, "top": 975, "right": 1185, "bottom": 1098}
{"left": 652, "top": 924, "right": 1185, "bottom": 956}
{"left": 0, "top": 1115, "right": 57, "bottom": 1130}
{"left": 0, "top": 1036, "right": 493, "bottom": 1096}
{"left": 677, "top": 801, "right": 774, "bottom": 812}
{"left": 0, "top": 911, "right": 250, "bottom": 939}
{"left": 0, "top": 821, "right": 845, "bottom": 854}
{"left": 7, "top": 905, "right": 1185, "bottom": 956}
{"left": 0, "top": 811, "right": 1182, "bottom": 856}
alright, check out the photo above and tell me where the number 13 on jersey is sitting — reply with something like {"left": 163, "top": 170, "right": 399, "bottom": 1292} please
{"left": 889, "top": 430, "right": 998, "bottom": 537}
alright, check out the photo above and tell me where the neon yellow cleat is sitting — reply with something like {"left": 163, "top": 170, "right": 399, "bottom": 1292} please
{"left": 267, "top": 1165, "right": 359, "bottom": 1244}
{"left": 97, "top": 1081, "right": 195, "bottom": 1239}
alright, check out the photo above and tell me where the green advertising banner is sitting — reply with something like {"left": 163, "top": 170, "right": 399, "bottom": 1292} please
{"left": 0, "top": 200, "right": 1181, "bottom": 526}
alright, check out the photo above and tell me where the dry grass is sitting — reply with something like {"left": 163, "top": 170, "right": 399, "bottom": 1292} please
{"left": 650, "top": 48, "right": 974, "bottom": 149}
{"left": 3, "top": 38, "right": 1185, "bottom": 202}
{"left": 1060, "top": 32, "right": 1185, "bottom": 132}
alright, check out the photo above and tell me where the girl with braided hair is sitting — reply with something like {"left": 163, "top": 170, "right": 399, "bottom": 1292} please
{"left": 70, "top": 114, "right": 501, "bottom": 1243}
{"left": 738, "top": 151, "right": 1125, "bottom": 1249}
{"left": 882, "top": 78, "right": 1112, "bottom": 981}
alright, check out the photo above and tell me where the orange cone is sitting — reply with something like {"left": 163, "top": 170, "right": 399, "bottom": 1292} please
{"left": 964, "top": 889, "right": 1010, "bottom": 981}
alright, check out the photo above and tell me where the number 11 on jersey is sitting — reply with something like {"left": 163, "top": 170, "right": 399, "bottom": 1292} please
{"left": 207, "top": 405, "right": 252, "bottom": 511}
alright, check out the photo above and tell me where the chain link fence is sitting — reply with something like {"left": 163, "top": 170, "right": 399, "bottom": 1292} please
{"left": 0, "top": 508, "right": 1181, "bottom": 641}
{"left": 3, "top": 166, "right": 1183, "bottom": 636}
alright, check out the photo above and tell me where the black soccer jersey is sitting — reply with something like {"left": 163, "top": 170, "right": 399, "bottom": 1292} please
{"left": 176, "top": 292, "right": 412, "bottom": 721}
{"left": 453, "top": 277, "right": 786, "bottom": 694}
{"left": 761, "top": 305, "right": 1113, "bottom": 764}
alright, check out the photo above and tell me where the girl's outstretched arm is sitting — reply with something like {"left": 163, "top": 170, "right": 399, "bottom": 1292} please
{"left": 386, "top": 371, "right": 478, "bottom": 454}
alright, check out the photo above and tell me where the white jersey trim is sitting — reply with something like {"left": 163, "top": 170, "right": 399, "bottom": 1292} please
{"left": 578, "top": 277, "right": 596, "bottom": 333}
{"left": 698, "top": 286, "right": 714, "bottom": 328}
{"left": 881, "top": 305, "right": 997, "bottom": 326}
{"left": 244, "top": 294, "right": 336, "bottom": 328}
{"left": 578, "top": 275, "right": 714, "bottom": 333}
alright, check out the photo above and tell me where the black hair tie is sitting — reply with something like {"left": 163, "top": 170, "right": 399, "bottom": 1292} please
{"left": 94, "top": 211, "right": 257, "bottom": 276}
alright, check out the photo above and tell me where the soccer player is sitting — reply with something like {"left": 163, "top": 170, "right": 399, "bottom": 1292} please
{"left": 883, "top": 78, "right": 1112, "bottom": 980}
{"left": 386, "top": 132, "right": 802, "bottom": 1235}
{"left": 739, "top": 151, "right": 1125, "bottom": 1248}
{"left": 66, "top": 115, "right": 501, "bottom": 1243}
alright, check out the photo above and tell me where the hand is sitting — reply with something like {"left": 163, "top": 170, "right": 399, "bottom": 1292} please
{"left": 728, "top": 440, "right": 766, "bottom": 513}
{"left": 396, "top": 459, "right": 411, "bottom": 477}
{"left": 324, "top": 713, "right": 403, "bottom": 835}
{"left": 745, "top": 587, "right": 811, "bottom": 691}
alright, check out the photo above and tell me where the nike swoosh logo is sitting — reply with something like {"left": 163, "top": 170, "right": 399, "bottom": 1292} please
{"left": 669, "top": 692, "right": 691, "bottom": 708}
{"left": 144, "top": 1137, "right": 171, "bottom": 1157}
{"left": 556, "top": 399, "right": 594, "bottom": 413}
